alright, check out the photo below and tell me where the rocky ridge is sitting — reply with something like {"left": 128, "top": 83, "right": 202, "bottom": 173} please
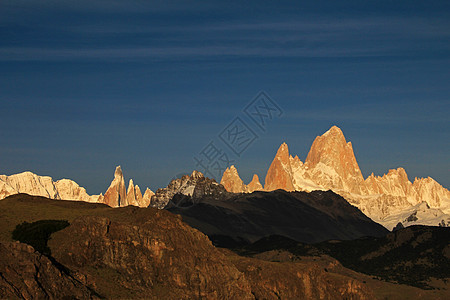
{"left": 0, "top": 166, "right": 154, "bottom": 208}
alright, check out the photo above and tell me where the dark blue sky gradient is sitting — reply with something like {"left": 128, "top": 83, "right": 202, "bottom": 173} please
{"left": 1, "top": 0, "right": 449, "bottom": 193}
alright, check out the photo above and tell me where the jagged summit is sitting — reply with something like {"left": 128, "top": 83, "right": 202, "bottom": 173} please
{"left": 220, "top": 166, "right": 246, "bottom": 193}
{"left": 190, "top": 170, "right": 204, "bottom": 179}
{"left": 151, "top": 170, "right": 227, "bottom": 209}
{"left": 103, "top": 166, "right": 153, "bottom": 208}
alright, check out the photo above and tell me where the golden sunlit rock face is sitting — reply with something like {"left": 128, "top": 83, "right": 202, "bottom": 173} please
{"left": 304, "top": 126, "right": 368, "bottom": 195}
{"left": 103, "top": 166, "right": 128, "bottom": 207}
{"left": 264, "top": 143, "right": 295, "bottom": 192}
{"left": 220, "top": 125, "right": 450, "bottom": 229}
{"left": 221, "top": 165, "right": 246, "bottom": 193}
{"left": 247, "top": 174, "right": 263, "bottom": 193}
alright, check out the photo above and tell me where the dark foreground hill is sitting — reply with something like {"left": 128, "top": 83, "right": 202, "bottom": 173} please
{"left": 0, "top": 193, "right": 376, "bottom": 299}
{"left": 0, "top": 194, "right": 448, "bottom": 299}
{"left": 166, "top": 189, "right": 389, "bottom": 246}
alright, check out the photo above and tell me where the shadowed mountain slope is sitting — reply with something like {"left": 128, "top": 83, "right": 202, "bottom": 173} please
{"left": 167, "top": 189, "right": 389, "bottom": 246}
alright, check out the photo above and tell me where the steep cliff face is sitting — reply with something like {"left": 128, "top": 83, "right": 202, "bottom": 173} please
{"left": 103, "top": 166, "right": 128, "bottom": 207}
{"left": 47, "top": 211, "right": 374, "bottom": 299}
{"left": 49, "top": 214, "right": 254, "bottom": 299}
{"left": 0, "top": 241, "right": 93, "bottom": 299}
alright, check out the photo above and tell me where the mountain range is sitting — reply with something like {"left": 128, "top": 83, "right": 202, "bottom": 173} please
{"left": 220, "top": 126, "right": 450, "bottom": 229}
{"left": 1, "top": 125, "right": 449, "bottom": 230}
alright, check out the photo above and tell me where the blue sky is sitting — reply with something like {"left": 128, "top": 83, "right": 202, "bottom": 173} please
{"left": 1, "top": 0, "right": 449, "bottom": 193}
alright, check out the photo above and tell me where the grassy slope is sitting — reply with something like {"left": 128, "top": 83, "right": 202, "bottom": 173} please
{"left": 0, "top": 194, "right": 157, "bottom": 242}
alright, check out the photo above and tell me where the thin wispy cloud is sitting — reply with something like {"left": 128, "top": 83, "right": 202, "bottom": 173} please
{"left": 1, "top": 12, "right": 448, "bottom": 62}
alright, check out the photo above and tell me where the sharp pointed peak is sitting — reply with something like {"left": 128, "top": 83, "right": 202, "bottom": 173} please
{"left": 279, "top": 142, "right": 288, "bottom": 149}
{"left": 114, "top": 165, "right": 123, "bottom": 177}
{"left": 275, "top": 142, "right": 290, "bottom": 157}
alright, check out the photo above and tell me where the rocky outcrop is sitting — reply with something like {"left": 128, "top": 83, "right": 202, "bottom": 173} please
{"left": 151, "top": 170, "right": 227, "bottom": 209}
{"left": 49, "top": 214, "right": 254, "bottom": 299}
{"left": 0, "top": 241, "right": 93, "bottom": 299}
